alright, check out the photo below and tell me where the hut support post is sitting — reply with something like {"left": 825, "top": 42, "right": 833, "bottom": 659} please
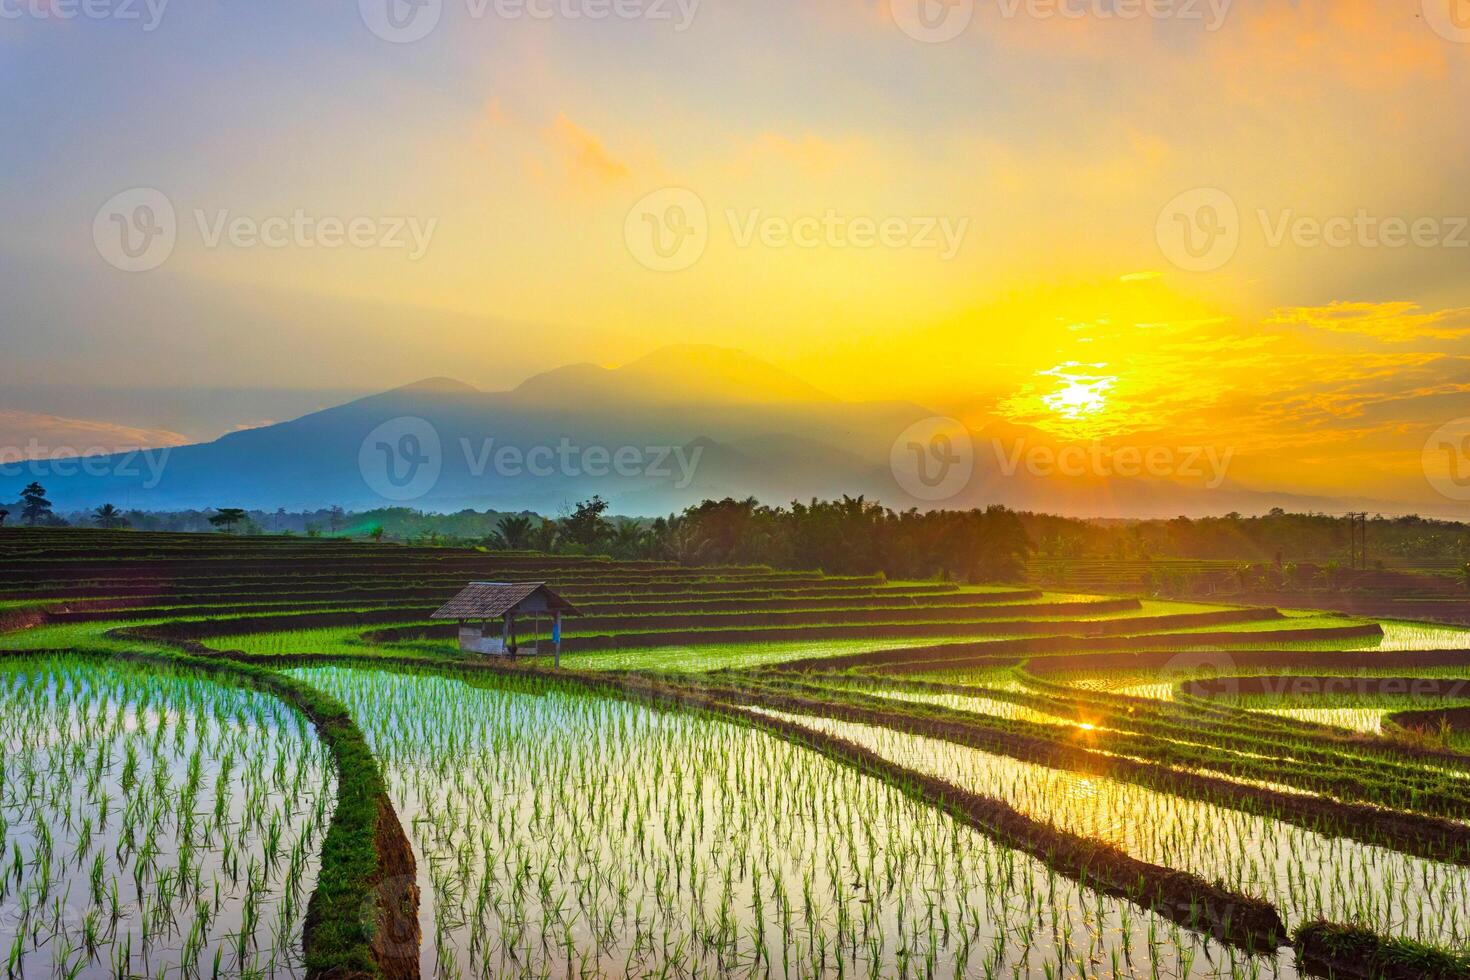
{"left": 553, "top": 612, "right": 562, "bottom": 668}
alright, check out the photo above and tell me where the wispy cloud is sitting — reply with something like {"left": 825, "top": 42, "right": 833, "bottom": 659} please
{"left": 0, "top": 412, "right": 190, "bottom": 458}
{"left": 539, "top": 113, "right": 631, "bottom": 193}
{"left": 1267, "top": 302, "right": 1470, "bottom": 342}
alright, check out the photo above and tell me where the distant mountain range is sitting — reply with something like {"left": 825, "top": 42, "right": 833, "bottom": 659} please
{"left": 6, "top": 345, "right": 1421, "bottom": 518}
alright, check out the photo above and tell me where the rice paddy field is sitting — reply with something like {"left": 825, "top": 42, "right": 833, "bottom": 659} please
{"left": 4, "top": 527, "right": 1470, "bottom": 979}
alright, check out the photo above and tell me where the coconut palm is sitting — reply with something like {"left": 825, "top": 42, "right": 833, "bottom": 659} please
{"left": 93, "top": 504, "right": 129, "bottom": 529}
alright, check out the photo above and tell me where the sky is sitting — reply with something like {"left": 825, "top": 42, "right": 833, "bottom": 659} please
{"left": 2, "top": 0, "right": 1468, "bottom": 512}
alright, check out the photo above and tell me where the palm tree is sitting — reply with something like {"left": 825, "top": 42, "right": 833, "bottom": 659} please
{"left": 661, "top": 521, "right": 717, "bottom": 566}
{"left": 93, "top": 504, "right": 128, "bottom": 529}
{"left": 497, "top": 515, "right": 535, "bottom": 550}
{"left": 608, "top": 518, "right": 648, "bottom": 559}
{"left": 529, "top": 520, "right": 559, "bottom": 554}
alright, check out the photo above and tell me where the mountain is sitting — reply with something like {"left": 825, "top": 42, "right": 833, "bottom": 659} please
{"left": 8, "top": 345, "right": 1415, "bottom": 518}
{"left": 511, "top": 346, "right": 831, "bottom": 408}
{"left": 14, "top": 347, "right": 926, "bottom": 515}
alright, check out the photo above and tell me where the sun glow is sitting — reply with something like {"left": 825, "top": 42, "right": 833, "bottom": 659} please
{"left": 1041, "top": 367, "right": 1114, "bottom": 421}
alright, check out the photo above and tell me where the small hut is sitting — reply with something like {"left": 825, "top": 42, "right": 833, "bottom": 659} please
{"left": 432, "top": 582, "right": 580, "bottom": 665}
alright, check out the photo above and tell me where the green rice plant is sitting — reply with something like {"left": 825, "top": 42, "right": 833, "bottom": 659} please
{"left": 755, "top": 705, "right": 1470, "bottom": 951}
{"left": 0, "top": 655, "right": 334, "bottom": 979}
{"left": 293, "top": 664, "right": 1299, "bottom": 978}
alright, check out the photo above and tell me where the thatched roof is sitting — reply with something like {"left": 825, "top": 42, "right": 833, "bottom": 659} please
{"left": 431, "top": 582, "right": 580, "bottom": 620}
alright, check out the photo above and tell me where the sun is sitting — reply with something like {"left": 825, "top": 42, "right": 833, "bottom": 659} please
{"left": 995, "top": 362, "right": 1128, "bottom": 440}
{"left": 1042, "top": 369, "right": 1114, "bottom": 420}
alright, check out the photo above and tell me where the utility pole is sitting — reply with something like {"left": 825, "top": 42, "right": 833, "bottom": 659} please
{"left": 1346, "top": 512, "right": 1368, "bottom": 570}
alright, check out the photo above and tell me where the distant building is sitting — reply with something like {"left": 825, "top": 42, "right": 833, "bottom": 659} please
{"left": 432, "top": 582, "right": 580, "bottom": 665}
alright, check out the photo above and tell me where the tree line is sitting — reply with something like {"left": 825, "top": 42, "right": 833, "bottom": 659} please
{"left": 1021, "top": 508, "right": 1470, "bottom": 563}
{"left": 489, "top": 495, "right": 1032, "bottom": 582}
{"left": 7, "top": 478, "right": 1466, "bottom": 583}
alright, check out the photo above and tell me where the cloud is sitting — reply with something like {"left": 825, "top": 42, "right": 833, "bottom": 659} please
{"left": 538, "top": 113, "right": 631, "bottom": 194}
{"left": 0, "top": 411, "right": 190, "bottom": 459}
{"left": 1217, "top": 0, "right": 1451, "bottom": 97}
{"left": 475, "top": 101, "right": 634, "bottom": 196}
{"left": 731, "top": 132, "right": 871, "bottom": 179}
{"left": 1266, "top": 301, "right": 1470, "bottom": 341}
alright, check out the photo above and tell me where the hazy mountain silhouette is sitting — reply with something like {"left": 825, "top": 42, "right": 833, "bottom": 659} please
{"left": 13, "top": 345, "right": 1403, "bottom": 518}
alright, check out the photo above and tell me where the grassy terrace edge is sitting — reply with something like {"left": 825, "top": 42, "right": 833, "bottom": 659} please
{"left": 1294, "top": 921, "right": 1470, "bottom": 980}
{"left": 213, "top": 653, "right": 1296, "bottom": 953}
{"left": 0, "top": 646, "right": 419, "bottom": 980}
{"left": 9, "top": 604, "right": 1469, "bottom": 978}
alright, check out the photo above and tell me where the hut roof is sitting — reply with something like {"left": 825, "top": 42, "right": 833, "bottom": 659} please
{"left": 431, "top": 582, "right": 580, "bottom": 620}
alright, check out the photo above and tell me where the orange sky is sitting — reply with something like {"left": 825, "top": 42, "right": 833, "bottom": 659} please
{"left": 2, "top": 0, "right": 1468, "bottom": 510}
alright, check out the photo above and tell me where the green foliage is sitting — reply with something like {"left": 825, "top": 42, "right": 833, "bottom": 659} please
{"left": 1025, "top": 509, "right": 1470, "bottom": 565}
{"left": 1295, "top": 921, "right": 1470, "bottom": 979}
{"left": 208, "top": 508, "right": 248, "bottom": 534}
{"left": 643, "top": 496, "right": 1031, "bottom": 582}
{"left": 484, "top": 514, "right": 534, "bottom": 550}
{"left": 559, "top": 496, "right": 612, "bottom": 551}
{"left": 133, "top": 650, "right": 390, "bottom": 979}
{"left": 20, "top": 482, "right": 52, "bottom": 526}
{"left": 92, "top": 503, "right": 128, "bottom": 529}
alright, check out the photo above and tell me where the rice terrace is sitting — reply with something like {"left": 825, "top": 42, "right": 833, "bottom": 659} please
{"left": 4, "top": 523, "right": 1470, "bottom": 979}
{"left": 7, "top": 0, "right": 1470, "bottom": 976}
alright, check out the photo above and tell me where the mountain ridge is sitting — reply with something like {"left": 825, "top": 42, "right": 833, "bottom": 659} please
{"left": 4, "top": 345, "right": 1426, "bottom": 519}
